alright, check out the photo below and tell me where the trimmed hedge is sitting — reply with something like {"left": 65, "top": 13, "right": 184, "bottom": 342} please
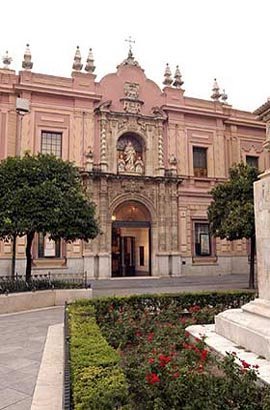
{"left": 68, "top": 303, "right": 129, "bottom": 410}
{"left": 91, "top": 290, "right": 255, "bottom": 323}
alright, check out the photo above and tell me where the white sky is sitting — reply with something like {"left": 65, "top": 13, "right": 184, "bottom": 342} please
{"left": 1, "top": 0, "right": 269, "bottom": 112}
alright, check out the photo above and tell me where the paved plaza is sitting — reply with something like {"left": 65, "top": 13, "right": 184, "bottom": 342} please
{"left": 0, "top": 307, "right": 64, "bottom": 410}
{"left": 0, "top": 273, "right": 252, "bottom": 409}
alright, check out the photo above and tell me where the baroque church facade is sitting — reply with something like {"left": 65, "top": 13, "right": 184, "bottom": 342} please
{"left": 0, "top": 45, "right": 268, "bottom": 278}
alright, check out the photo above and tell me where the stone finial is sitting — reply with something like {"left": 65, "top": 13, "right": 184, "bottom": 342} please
{"left": 173, "top": 65, "right": 184, "bottom": 88}
{"left": 2, "top": 50, "right": 12, "bottom": 69}
{"left": 163, "top": 63, "right": 173, "bottom": 86}
{"left": 211, "top": 78, "right": 221, "bottom": 101}
{"left": 119, "top": 48, "right": 140, "bottom": 67}
{"left": 85, "top": 48, "right": 95, "bottom": 73}
{"left": 221, "top": 89, "right": 228, "bottom": 104}
{"left": 72, "top": 46, "right": 83, "bottom": 71}
{"left": 22, "top": 44, "right": 33, "bottom": 70}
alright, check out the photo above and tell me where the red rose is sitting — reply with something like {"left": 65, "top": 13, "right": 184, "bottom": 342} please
{"left": 148, "top": 357, "right": 155, "bottom": 364}
{"left": 147, "top": 332, "right": 154, "bottom": 342}
{"left": 200, "top": 349, "right": 208, "bottom": 361}
{"left": 146, "top": 372, "right": 160, "bottom": 384}
{"left": 158, "top": 354, "right": 171, "bottom": 367}
{"left": 241, "top": 360, "right": 251, "bottom": 369}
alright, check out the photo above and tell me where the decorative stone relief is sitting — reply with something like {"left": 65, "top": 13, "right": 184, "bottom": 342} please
{"left": 121, "top": 179, "right": 144, "bottom": 192}
{"left": 124, "top": 82, "right": 139, "bottom": 99}
{"left": 123, "top": 100, "right": 141, "bottom": 114}
{"left": 121, "top": 82, "right": 143, "bottom": 114}
{"left": 169, "top": 154, "right": 177, "bottom": 175}
{"left": 241, "top": 140, "right": 264, "bottom": 153}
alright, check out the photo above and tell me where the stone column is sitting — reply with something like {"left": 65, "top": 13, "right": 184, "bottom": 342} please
{"left": 215, "top": 169, "right": 270, "bottom": 359}
{"left": 254, "top": 169, "right": 270, "bottom": 300}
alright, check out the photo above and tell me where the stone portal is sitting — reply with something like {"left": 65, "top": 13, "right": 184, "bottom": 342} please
{"left": 111, "top": 201, "right": 151, "bottom": 277}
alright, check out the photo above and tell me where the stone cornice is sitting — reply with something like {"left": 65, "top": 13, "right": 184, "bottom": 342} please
{"left": 163, "top": 104, "right": 264, "bottom": 129}
{"left": 81, "top": 170, "right": 183, "bottom": 185}
{"left": 14, "top": 83, "right": 102, "bottom": 101}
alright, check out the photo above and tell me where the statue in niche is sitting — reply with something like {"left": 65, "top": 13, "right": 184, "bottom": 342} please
{"left": 169, "top": 154, "right": 177, "bottom": 166}
{"left": 135, "top": 156, "right": 144, "bottom": 174}
{"left": 117, "top": 154, "right": 126, "bottom": 173}
{"left": 124, "top": 141, "right": 136, "bottom": 171}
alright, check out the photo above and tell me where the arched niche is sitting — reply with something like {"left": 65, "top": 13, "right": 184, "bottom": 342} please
{"left": 116, "top": 132, "right": 145, "bottom": 175}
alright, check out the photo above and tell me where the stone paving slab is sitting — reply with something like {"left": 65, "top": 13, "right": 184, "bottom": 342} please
{"left": 90, "top": 273, "right": 251, "bottom": 297}
{"left": 0, "top": 307, "right": 64, "bottom": 410}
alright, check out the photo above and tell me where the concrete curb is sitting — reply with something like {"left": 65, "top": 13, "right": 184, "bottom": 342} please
{"left": 31, "top": 323, "right": 64, "bottom": 410}
{"left": 0, "top": 289, "right": 92, "bottom": 314}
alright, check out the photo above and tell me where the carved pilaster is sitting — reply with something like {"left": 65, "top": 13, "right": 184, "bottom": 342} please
{"left": 100, "top": 116, "right": 108, "bottom": 171}
{"left": 264, "top": 123, "right": 270, "bottom": 151}
{"left": 171, "top": 187, "right": 179, "bottom": 251}
{"left": 99, "top": 178, "right": 109, "bottom": 252}
{"left": 158, "top": 182, "right": 166, "bottom": 251}
{"left": 157, "top": 122, "right": 165, "bottom": 176}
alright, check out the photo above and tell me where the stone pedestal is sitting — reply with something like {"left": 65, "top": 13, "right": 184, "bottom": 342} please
{"left": 215, "top": 170, "right": 270, "bottom": 360}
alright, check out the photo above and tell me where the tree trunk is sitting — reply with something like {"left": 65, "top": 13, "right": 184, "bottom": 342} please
{"left": 11, "top": 235, "right": 16, "bottom": 280}
{"left": 249, "top": 235, "right": 256, "bottom": 289}
{"left": 25, "top": 232, "right": 34, "bottom": 282}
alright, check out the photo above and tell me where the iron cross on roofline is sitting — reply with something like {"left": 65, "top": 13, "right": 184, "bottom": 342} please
{"left": 125, "top": 36, "right": 135, "bottom": 52}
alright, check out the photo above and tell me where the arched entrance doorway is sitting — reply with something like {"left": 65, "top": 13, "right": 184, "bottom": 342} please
{"left": 111, "top": 201, "right": 151, "bottom": 277}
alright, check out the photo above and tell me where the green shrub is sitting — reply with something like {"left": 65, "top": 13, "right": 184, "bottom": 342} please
{"left": 68, "top": 304, "right": 129, "bottom": 409}
{"left": 90, "top": 290, "right": 255, "bottom": 349}
{"left": 72, "top": 366, "right": 128, "bottom": 410}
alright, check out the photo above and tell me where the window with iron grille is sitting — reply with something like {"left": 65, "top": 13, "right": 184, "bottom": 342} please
{"left": 246, "top": 155, "right": 259, "bottom": 169}
{"left": 38, "top": 233, "right": 61, "bottom": 258}
{"left": 41, "top": 131, "right": 62, "bottom": 157}
{"left": 193, "top": 147, "right": 207, "bottom": 177}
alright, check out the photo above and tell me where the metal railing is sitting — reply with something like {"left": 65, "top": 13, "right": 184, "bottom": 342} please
{"left": 0, "top": 271, "right": 89, "bottom": 295}
{"left": 63, "top": 302, "right": 71, "bottom": 409}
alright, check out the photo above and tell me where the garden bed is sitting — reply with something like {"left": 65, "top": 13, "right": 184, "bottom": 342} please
{"left": 67, "top": 291, "right": 270, "bottom": 409}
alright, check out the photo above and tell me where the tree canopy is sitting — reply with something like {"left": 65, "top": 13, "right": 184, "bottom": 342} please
{"left": 208, "top": 162, "right": 259, "bottom": 288}
{"left": 0, "top": 153, "right": 99, "bottom": 280}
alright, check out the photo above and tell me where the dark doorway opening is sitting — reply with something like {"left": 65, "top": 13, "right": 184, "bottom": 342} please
{"left": 111, "top": 221, "right": 151, "bottom": 277}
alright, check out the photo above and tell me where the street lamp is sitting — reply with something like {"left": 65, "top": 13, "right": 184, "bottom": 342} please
{"left": 11, "top": 98, "right": 30, "bottom": 278}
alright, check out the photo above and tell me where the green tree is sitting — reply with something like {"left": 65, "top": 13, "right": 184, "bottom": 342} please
{"left": 0, "top": 153, "right": 99, "bottom": 281}
{"left": 208, "top": 162, "right": 259, "bottom": 289}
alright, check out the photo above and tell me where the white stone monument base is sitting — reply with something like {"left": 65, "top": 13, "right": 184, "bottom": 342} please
{"left": 187, "top": 323, "right": 270, "bottom": 385}
{"left": 215, "top": 298, "right": 270, "bottom": 360}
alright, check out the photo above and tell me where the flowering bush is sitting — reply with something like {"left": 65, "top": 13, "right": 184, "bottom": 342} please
{"left": 69, "top": 292, "right": 270, "bottom": 409}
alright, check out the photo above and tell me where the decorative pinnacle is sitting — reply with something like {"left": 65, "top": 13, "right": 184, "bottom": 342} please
{"left": 221, "top": 89, "right": 228, "bottom": 103}
{"left": 2, "top": 50, "right": 12, "bottom": 69}
{"left": 22, "top": 44, "right": 33, "bottom": 70}
{"left": 72, "top": 46, "right": 83, "bottom": 71}
{"left": 211, "top": 78, "right": 221, "bottom": 101}
{"left": 163, "top": 63, "right": 173, "bottom": 86}
{"left": 173, "top": 65, "right": 184, "bottom": 88}
{"left": 85, "top": 48, "right": 95, "bottom": 73}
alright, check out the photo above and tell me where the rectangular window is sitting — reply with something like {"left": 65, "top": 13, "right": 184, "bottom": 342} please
{"left": 246, "top": 155, "right": 259, "bottom": 169}
{"left": 193, "top": 147, "right": 207, "bottom": 177}
{"left": 41, "top": 131, "right": 62, "bottom": 157}
{"left": 194, "top": 223, "right": 211, "bottom": 256}
{"left": 38, "top": 233, "right": 61, "bottom": 258}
